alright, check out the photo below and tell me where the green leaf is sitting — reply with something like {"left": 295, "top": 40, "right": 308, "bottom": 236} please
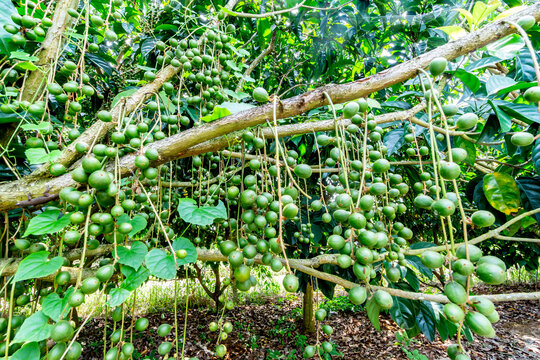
{"left": 486, "top": 75, "right": 516, "bottom": 95}
{"left": 158, "top": 91, "right": 176, "bottom": 113}
{"left": 108, "top": 288, "right": 131, "bottom": 307}
{"left": 21, "top": 122, "right": 52, "bottom": 132}
{"left": 145, "top": 249, "right": 176, "bottom": 280}
{"left": 9, "top": 51, "right": 39, "bottom": 62}
{"left": 201, "top": 106, "right": 231, "bottom": 123}
{"left": 13, "top": 251, "right": 64, "bottom": 282}
{"left": 172, "top": 237, "right": 198, "bottom": 266}
{"left": 454, "top": 69, "right": 480, "bottom": 93}
{"left": 366, "top": 297, "right": 381, "bottom": 331}
{"left": 117, "top": 241, "right": 148, "bottom": 270}
{"left": 493, "top": 100, "right": 540, "bottom": 125}
{"left": 117, "top": 214, "right": 147, "bottom": 237}
{"left": 155, "top": 24, "right": 178, "bottom": 31}
{"left": 0, "top": 0, "right": 16, "bottom": 55}
{"left": 177, "top": 199, "right": 227, "bottom": 226}
{"left": 25, "top": 148, "right": 62, "bottom": 164}
{"left": 42, "top": 291, "right": 72, "bottom": 322}
{"left": 121, "top": 266, "right": 150, "bottom": 291}
{"left": 15, "top": 61, "right": 38, "bottom": 71}
{"left": 12, "top": 311, "right": 52, "bottom": 343}
{"left": 23, "top": 209, "right": 70, "bottom": 237}
{"left": 436, "top": 26, "right": 467, "bottom": 40}
{"left": 487, "top": 34, "right": 524, "bottom": 60}
{"left": 483, "top": 173, "right": 521, "bottom": 215}
{"left": 9, "top": 342, "right": 40, "bottom": 360}
{"left": 111, "top": 87, "right": 139, "bottom": 108}
{"left": 454, "top": 137, "right": 476, "bottom": 165}
{"left": 223, "top": 89, "right": 250, "bottom": 101}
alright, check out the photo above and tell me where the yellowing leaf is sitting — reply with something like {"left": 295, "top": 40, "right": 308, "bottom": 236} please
{"left": 483, "top": 173, "right": 521, "bottom": 215}
{"left": 437, "top": 26, "right": 468, "bottom": 40}
{"left": 456, "top": 9, "right": 474, "bottom": 29}
{"left": 493, "top": 6, "right": 526, "bottom": 21}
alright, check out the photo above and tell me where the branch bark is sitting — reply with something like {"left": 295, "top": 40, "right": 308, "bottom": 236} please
{"left": 0, "top": 0, "right": 78, "bottom": 149}
{"left": 1, "top": 4, "right": 540, "bottom": 211}
{"left": 236, "top": 31, "right": 277, "bottom": 92}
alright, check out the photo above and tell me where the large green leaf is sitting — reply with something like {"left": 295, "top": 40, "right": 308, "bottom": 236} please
{"left": 0, "top": 0, "right": 16, "bottom": 55}
{"left": 117, "top": 241, "right": 148, "bottom": 270}
{"left": 145, "top": 249, "right": 176, "bottom": 280}
{"left": 24, "top": 148, "right": 62, "bottom": 165}
{"left": 13, "top": 251, "right": 64, "bottom": 282}
{"left": 121, "top": 266, "right": 150, "bottom": 291}
{"left": 493, "top": 101, "right": 540, "bottom": 125}
{"left": 483, "top": 173, "right": 521, "bottom": 215}
{"left": 10, "top": 342, "right": 40, "bottom": 360}
{"left": 108, "top": 288, "right": 131, "bottom": 307}
{"left": 172, "top": 237, "right": 198, "bottom": 266}
{"left": 12, "top": 311, "right": 52, "bottom": 343}
{"left": 23, "top": 209, "right": 70, "bottom": 236}
{"left": 453, "top": 69, "right": 480, "bottom": 93}
{"left": 486, "top": 75, "right": 516, "bottom": 95}
{"left": 177, "top": 199, "right": 227, "bottom": 226}
{"left": 41, "top": 291, "right": 72, "bottom": 322}
{"left": 366, "top": 297, "right": 381, "bottom": 331}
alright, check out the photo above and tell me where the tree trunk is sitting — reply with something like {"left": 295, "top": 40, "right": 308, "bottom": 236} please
{"left": 303, "top": 282, "right": 316, "bottom": 333}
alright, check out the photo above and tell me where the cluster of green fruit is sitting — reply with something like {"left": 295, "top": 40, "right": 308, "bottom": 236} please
{"left": 2, "top": 2, "right": 51, "bottom": 47}
{"left": 302, "top": 308, "right": 336, "bottom": 358}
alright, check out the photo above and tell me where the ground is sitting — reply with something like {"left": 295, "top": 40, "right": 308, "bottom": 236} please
{"left": 79, "top": 283, "right": 540, "bottom": 360}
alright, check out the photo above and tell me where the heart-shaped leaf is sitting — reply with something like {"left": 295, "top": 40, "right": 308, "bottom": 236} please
{"left": 23, "top": 209, "right": 70, "bottom": 237}
{"left": 177, "top": 199, "right": 227, "bottom": 226}
{"left": 12, "top": 311, "right": 51, "bottom": 343}
{"left": 145, "top": 249, "right": 176, "bottom": 280}
{"left": 172, "top": 237, "right": 198, "bottom": 265}
{"left": 117, "top": 241, "right": 148, "bottom": 270}
{"left": 13, "top": 251, "right": 64, "bottom": 282}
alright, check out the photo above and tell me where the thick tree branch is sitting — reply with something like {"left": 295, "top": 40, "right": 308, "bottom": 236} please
{"left": 1, "top": 4, "right": 540, "bottom": 212}
{"left": 0, "top": 0, "right": 78, "bottom": 149}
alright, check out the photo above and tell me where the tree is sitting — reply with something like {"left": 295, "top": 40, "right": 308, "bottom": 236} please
{"left": 0, "top": 0, "right": 540, "bottom": 359}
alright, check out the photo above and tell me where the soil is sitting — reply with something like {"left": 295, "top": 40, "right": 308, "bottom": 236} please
{"left": 78, "top": 283, "right": 540, "bottom": 360}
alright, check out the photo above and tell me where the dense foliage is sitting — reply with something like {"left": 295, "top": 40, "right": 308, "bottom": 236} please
{"left": 0, "top": 0, "right": 539, "bottom": 359}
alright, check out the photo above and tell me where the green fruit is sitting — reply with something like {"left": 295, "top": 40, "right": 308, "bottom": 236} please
{"left": 524, "top": 86, "right": 540, "bottom": 102}
{"left": 50, "top": 163, "right": 66, "bottom": 176}
{"left": 442, "top": 104, "right": 459, "bottom": 116}
{"left": 157, "top": 323, "right": 172, "bottom": 336}
{"left": 444, "top": 282, "right": 467, "bottom": 305}
{"left": 485, "top": 309, "right": 499, "bottom": 323}
{"left": 215, "top": 344, "right": 227, "bottom": 358}
{"left": 228, "top": 251, "right": 244, "bottom": 267}
{"left": 420, "top": 250, "right": 444, "bottom": 269}
{"left": 373, "top": 290, "right": 393, "bottom": 310}
{"left": 343, "top": 101, "right": 359, "bottom": 118}
{"left": 294, "top": 164, "right": 312, "bottom": 178}
{"left": 88, "top": 170, "right": 112, "bottom": 190}
{"left": 81, "top": 277, "right": 100, "bottom": 294}
{"left": 452, "top": 259, "right": 474, "bottom": 276}
{"left": 431, "top": 198, "right": 456, "bottom": 216}
{"left": 283, "top": 203, "right": 298, "bottom": 219}
{"left": 456, "top": 354, "right": 471, "bottom": 360}
{"left": 234, "top": 264, "right": 251, "bottom": 282}
{"left": 253, "top": 87, "right": 269, "bottom": 102}
{"left": 315, "top": 309, "right": 327, "bottom": 321}
{"left": 349, "top": 212, "right": 366, "bottom": 229}
{"left": 429, "top": 57, "right": 447, "bottom": 76}
{"left": 451, "top": 148, "right": 468, "bottom": 162}
{"left": 158, "top": 341, "right": 173, "bottom": 355}
{"left": 386, "top": 266, "right": 401, "bottom": 282}
{"left": 283, "top": 274, "right": 299, "bottom": 293}
{"left": 97, "top": 110, "right": 112, "bottom": 122}
{"left": 477, "top": 255, "right": 506, "bottom": 271}
{"left": 303, "top": 345, "right": 316, "bottom": 358}
{"left": 68, "top": 290, "right": 85, "bottom": 307}
{"left": 372, "top": 158, "right": 390, "bottom": 173}
{"left": 55, "top": 271, "right": 71, "bottom": 286}
{"left": 414, "top": 194, "right": 433, "bottom": 209}
{"left": 135, "top": 317, "right": 149, "bottom": 331}
{"left": 471, "top": 210, "right": 495, "bottom": 228}
{"left": 439, "top": 161, "right": 460, "bottom": 180}
{"left": 327, "top": 234, "right": 345, "bottom": 250}
{"left": 456, "top": 113, "right": 478, "bottom": 130}
{"left": 447, "top": 344, "right": 460, "bottom": 360}
{"left": 444, "top": 303, "right": 465, "bottom": 323}
{"left": 511, "top": 132, "right": 534, "bottom": 147}
{"left": 14, "top": 239, "right": 30, "bottom": 250}
{"left": 64, "top": 341, "right": 82, "bottom": 360}
{"left": 48, "top": 343, "right": 67, "bottom": 360}
{"left": 517, "top": 15, "right": 536, "bottom": 30}
{"left": 122, "top": 343, "right": 134, "bottom": 356}
{"left": 337, "top": 254, "right": 352, "bottom": 268}
{"left": 349, "top": 286, "right": 367, "bottom": 305}
{"left": 476, "top": 263, "right": 506, "bottom": 285}
{"left": 96, "top": 265, "right": 114, "bottom": 282}
{"left": 456, "top": 244, "right": 483, "bottom": 262}
{"left": 51, "top": 320, "right": 74, "bottom": 342}
{"left": 470, "top": 296, "right": 495, "bottom": 316}
{"left": 465, "top": 311, "right": 495, "bottom": 338}
{"left": 104, "top": 29, "right": 118, "bottom": 41}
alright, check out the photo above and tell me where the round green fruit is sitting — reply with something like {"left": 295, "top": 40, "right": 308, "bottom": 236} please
{"left": 294, "top": 164, "right": 312, "bottom": 178}
{"left": 420, "top": 250, "right": 444, "bottom": 269}
{"left": 51, "top": 320, "right": 74, "bottom": 342}
{"left": 476, "top": 263, "right": 505, "bottom": 285}
{"left": 135, "top": 317, "right": 149, "bottom": 331}
{"left": 429, "top": 57, "right": 447, "bottom": 76}
{"left": 348, "top": 286, "right": 367, "bottom": 305}
{"left": 444, "top": 282, "right": 467, "bottom": 305}
{"left": 465, "top": 311, "right": 495, "bottom": 338}
{"left": 456, "top": 244, "right": 483, "bottom": 262}
{"left": 456, "top": 113, "right": 478, "bottom": 130}
{"left": 443, "top": 303, "right": 465, "bottom": 323}
{"left": 524, "top": 86, "right": 540, "bottom": 102}
{"left": 373, "top": 290, "right": 393, "bottom": 310}
{"left": 283, "top": 274, "right": 299, "bottom": 293}
{"left": 471, "top": 210, "right": 495, "bottom": 228}
{"left": 252, "top": 87, "right": 269, "bottom": 102}
{"left": 510, "top": 132, "right": 534, "bottom": 147}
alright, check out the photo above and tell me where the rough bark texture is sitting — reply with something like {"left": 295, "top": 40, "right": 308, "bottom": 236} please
{"left": 303, "top": 282, "right": 316, "bottom": 333}
{"left": 0, "top": 0, "right": 78, "bottom": 148}
{"left": 2, "top": 4, "right": 539, "bottom": 212}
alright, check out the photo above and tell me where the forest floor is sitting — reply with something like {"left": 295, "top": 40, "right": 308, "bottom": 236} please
{"left": 79, "top": 283, "right": 540, "bottom": 360}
